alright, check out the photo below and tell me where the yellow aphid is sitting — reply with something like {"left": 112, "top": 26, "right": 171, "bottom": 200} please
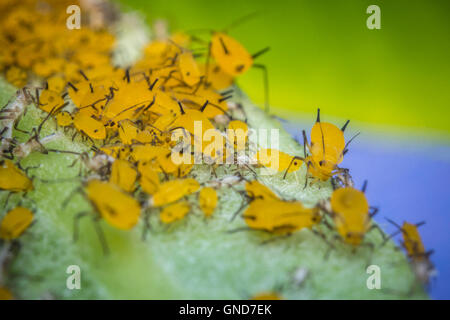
{"left": 131, "top": 145, "right": 170, "bottom": 162}
{"left": 109, "top": 159, "right": 138, "bottom": 193}
{"left": 160, "top": 201, "right": 190, "bottom": 224}
{"left": 170, "top": 105, "right": 216, "bottom": 136}
{"left": 251, "top": 292, "right": 282, "bottom": 300}
{"left": 256, "top": 149, "right": 303, "bottom": 173}
{"left": 55, "top": 111, "right": 74, "bottom": 127}
{"left": 5, "top": 66, "right": 27, "bottom": 88}
{"left": 199, "top": 187, "right": 218, "bottom": 217}
{"left": 73, "top": 112, "right": 106, "bottom": 140}
{"left": 38, "top": 89, "right": 65, "bottom": 113}
{"left": 0, "top": 207, "right": 33, "bottom": 240}
{"left": 303, "top": 109, "right": 351, "bottom": 181}
{"left": 0, "top": 160, "right": 33, "bottom": 192}
{"left": 178, "top": 51, "right": 201, "bottom": 86}
{"left": 311, "top": 122, "right": 345, "bottom": 165}
{"left": 102, "top": 78, "right": 156, "bottom": 122}
{"left": 244, "top": 199, "right": 320, "bottom": 235}
{"left": 99, "top": 144, "right": 131, "bottom": 160}
{"left": 151, "top": 178, "right": 200, "bottom": 207}
{"left": 330, "top": 187, "right": 370, "bottom": 246}
{"left": 68, "top": 81, "right": 109, "bottom": 111}
{"left": 170, "top": 32, "right": 191, "bottom": 47}
{"left": 138, "top": 162, "right": 160, "bottom": 195}
{"left": 211, "top": 32, "right": 253, "bottom": 77}
{"left": 0, "top": 287, "right": 13, "bottom": 300}
{"left": 118, "top": 119, "right": 140, "bottom": 144}
{"left": 200, "top": 63, "right": 234, "bottom": 90}
{"left": 245, "top": 180, "right": 279, "bottom": 201}
{"left": 227, "top": 120, "right": 248, "bottom": 151}
{"left": 47, "top": 76, "right": 66, "bottom": 94}
{"left": 402, "top": 222, "right": 426, "bottom": 258}
{"left": 85, "top": 180, "right": 141, "bottom": 230}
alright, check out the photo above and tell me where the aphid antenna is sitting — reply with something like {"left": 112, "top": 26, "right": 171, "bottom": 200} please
{"left": 361, "top": 180, "right": 368, "bottom": 193}
{"left": 316, "top": 108, "right": 321, "bottom": 122}
{"left": 222, "top": 11, "right": 260, "bottom": 33}
{"left": 220, "top": 89, "right": 234, "bottom": 96}
{"left": 218, "top": 95, "right": 233, "bottom": 103}
{"left": 78, "top": 69, "right": 89, "bottom": 81}
{"left": 283, "top": 156, "right": 305, "bottom": 179}
{"left": 177, "top": 101, "right": 186, "bottom": 115}
{"left": 67, "top": 82, "right": 78, "bottom": 92}
{"left": 149, "top": 78, "right": 159, "bottom": 91}
{"left": 124, "top": 68, "right": 131, "bottom": 83}
{"left": 341, "top": 120, "right": 350, "bottom": 132}
{"left": 252, "top": 47, "right": 270, "bottom": 60}
{"left": 341, "top": 132, "right": 361, "bottom": 157}
{"left": 200, "top": 100, "right": 210, "bottom": 112}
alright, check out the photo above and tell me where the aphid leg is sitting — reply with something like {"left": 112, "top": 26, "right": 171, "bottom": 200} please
{"left": 62, "top": 186, "right": 84, "bottom": 209}
{"left": 226, "top": 226, "right": 254, "bottom": 234}
{"left": 142, "top": 211, "right": 152, "bottom": 241}
{"left": 311, "top": 229, "right": 335, "bottom": 260}
{"left": 2, "top": 192, "right": 13, "bottom": 208}
{"left": 369, "top": 206, "right": 379, "bottom": 218}
{"left": 260, "top": 233, "right": 291, "bottom": 246}
{"left": 92, "top": 217, "right": 110, "bottom": 255}
{"left": 252, "top": 64, "right": 269, "bottom": 114}
{"left": 230, "top": 191, "right": 250, "bottom": 222}
{"left": 73, "top": 211, "right": 90, "bottom": 243}
{"left": 13, "top": 120, "right": 29, "bottom": 134}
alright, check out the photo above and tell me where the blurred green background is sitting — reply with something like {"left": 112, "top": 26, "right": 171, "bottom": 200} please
{"left": 119, "top": 0, "right": 450, "bottom": 136}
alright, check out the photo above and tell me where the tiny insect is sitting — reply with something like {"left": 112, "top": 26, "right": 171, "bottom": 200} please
{"left": 300, "top": 109, "right": 357, "bottom": 185}
{"left": 209, "top": 27, "right": 270, "bottom": 111}
{"left": 199, "top": 187, "right": 218, "bottom": 217}
{"left": 73, "top": 111, "right": 107, "bottom": 141}
{"left": 243, "top": 198, "right": 321, "bottom": 236}
{"left": 0, "top": 159, "right": 33, "bottom": 193}
{"left": 150, "top": 178, "right": 200, "bottom": 207}
{"left": 0, "top": 206, "right": 34, "bottom": 240}
{"left": 227, "top": 120, "right": 248, "bottom": 152}
{"left": 109, "top": 159, "right": 138, "bottom": 193}
{"left": 250, "top": 292, "right": 282, "bottom": 300}
{"left": 256, "top": 148, "right": 303, "bottom": 175}
{"left": 386, "top": 219, "right": 436, "bottom": 286}
{"left": 159, "top": 200, "right": 190, "bottom": 224}
{"left": 321, "top": 182, "right": 383, "bottom": 248}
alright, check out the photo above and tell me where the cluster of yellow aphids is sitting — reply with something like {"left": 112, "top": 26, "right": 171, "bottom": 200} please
{"left": 0, "top": 0, "right": 435, "bottom": 299}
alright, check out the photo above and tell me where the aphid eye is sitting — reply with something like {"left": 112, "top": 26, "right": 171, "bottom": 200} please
{"left": 235, "top": 65, "right": 244, "bottom": 72}
{"left": 294, "top": 161, "right": 297, "bottom": 165}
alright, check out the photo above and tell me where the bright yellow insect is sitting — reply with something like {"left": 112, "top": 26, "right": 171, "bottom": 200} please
{"left": 243, "top": 198, "right": 321, "bottom": 235}
{"left": 199, "top": 187, "right": 218, "bottom": 217}
{"left": 0, "top": 160, "right": 33, "bottom": 192}
{"left": 160, "top": 201, "right": 190, "bottom": 224}
{"left": 329, "top": 187, "right": 371, "bottom": 246}
{"left": 150, "top": 178, "right": 200, "bottom": 207}
{"left": 178, "top": 51, "right": 201, "bottom": 86}
{"left": 227, "top": 120, "right": 248, "bottom": 151}
{"left": 73, "top": 112, "right": 106, "bottom": 140}
{"left": 85, "top": 180, "right": 141, "bottom": 230}
{"left": 0, "top": 207, "right": 34, "bottom": 240}
{"left": 109, "top": 159, "right": 138, "bottom": 193}
{"left": 256, "top": 148, "right": 303, "bottom": 174}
